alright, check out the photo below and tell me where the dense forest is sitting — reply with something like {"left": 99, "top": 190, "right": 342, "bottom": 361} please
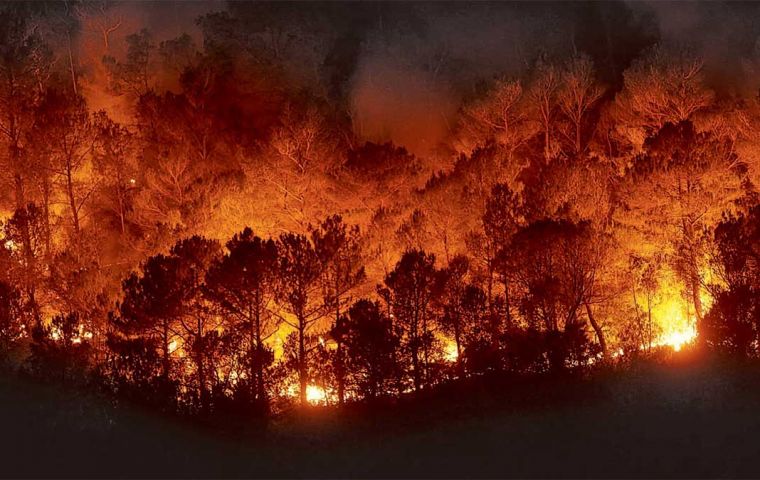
{"left": 1, "top": 1, "right": 760, "bottom": 421}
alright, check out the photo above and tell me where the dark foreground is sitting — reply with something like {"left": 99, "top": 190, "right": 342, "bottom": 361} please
{"left": 3, "top": 352, "right": 760, "bottom": 478}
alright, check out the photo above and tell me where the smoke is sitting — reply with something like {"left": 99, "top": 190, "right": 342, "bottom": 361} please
{"left": 66, "top": 1, "right": 760, "bottom": 150}
{"left": 628, "top": 1, "right": 760, "bottom": 95}
{"left": 346, "top": 3, "right": 577, "bottom": 156}
{"left": 349, "top": 54, "right": 458, "bottom": 158}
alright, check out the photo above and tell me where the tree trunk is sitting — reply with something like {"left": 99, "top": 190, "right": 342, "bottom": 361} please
{"left": 195, "top": 347, "right": 207, "bottom": 414}
{"left": 298, "top": 315, "right": 307, "bottom": 406}
{"left": 585, "top": 301, "right": 607, "bottom": 358}
{"left": 254, "top": 303, "right": 265, "bottom": 404}
{"left": 411, "top": 335, "right": 420, "bottom": 392}
{"left": 502, "top": 274, "right": 512, "bottom": 329}
{"left": 335, "top": 299, "right": 345, "bottom": 405}
{"left": 453, "top": 318, "right": 463, "bottom": 376}
{"left": 691, "top": 275, "right": 704, "bottom": 334}
{"left": 646, "top": 294, "right": 654, "bottom": 352}
{"left": 66, "top": 30, "right": 78, "bottom": 96}
{"left": 66, "top": 163, "right": 81, "bottom": 240}
{"left": 162, "top": 322, "right": 171, "bottom": 384}
{"left": 41, "top": 175, "right": 52, "bottom": 263}
{"left": 195, "top": 316, "right": 208, "bottom": 415}
{"left": 411, "top": 309, "right": 421, "bottom": 392}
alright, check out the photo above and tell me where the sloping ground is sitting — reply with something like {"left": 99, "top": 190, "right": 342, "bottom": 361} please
{"left": 3, "top": 352, "right": 760, "bottom": 478}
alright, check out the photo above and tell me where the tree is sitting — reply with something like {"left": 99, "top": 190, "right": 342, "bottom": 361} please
{"left": 628, "top": 253, "right": 663, "bottom": 352}
{"left": 170, "top": 236, "right": 222, "bottom": 414}
{"left": 484, "top": 183, "right": 522, "bottom": 330}
{"left": 311, "top": 215, "right": 365, "bottom": 404}
{"left": 0, "top": 5, "right": 52, "bottom": 212}
{"left": 46, "top": 249, "right": 110, "bottom": 357}
{"left": 205, "top": 228, "right": 279, "bottom": 411}
{"left": 112, "top": 252, "right": 185, "bottom": 406}
{"left": 264, "top": 103, "right": 344, "bottom": 231}
{"left": 557, "top": 54, "right": 605, "bottom": 155}
{"left": 435, "top": 255, "right": 470, "bottom": 373}
{"left": 621, "top": 121, "right": 746, "bottom": 331}
{"left": 132, "top": 63, "right": 243, "bottom": 237}
{"left": 459, "top": 78, "right": 530, "bottom": 154}
{"left": 456, "top": 284, "right": 492, "bottom": 373}
{"left": 615, "top": 46, "right": 714, "bottom": 146}
{"left": 341, "top": 299, "right": 399, "bottom": 400}
{"left": 0, "top": 280, "right": 25, "bottom": 365}
{"left": 0, "top": 7, "right": 52, "bottom": 320}
{"left": 32, "top": 89, "right": 96, "bottom": 247}
{"left": 277, "top": 232, "right": 324, "bottom": 406}
{"left": 29, "top": 311, "right": 91, "bottom": 384}
{"left": 103, "top": 29, "right": 154, "bottom": 98}
{"left": 509, "top": 220, "right": 604, "bottom": 370}
{"left": 92, "top": 112, "right": 137, "bottom": 237}
{"left": 342, "top": 141, "right": 423, "bottom": 218}
{"left": 527, "top": 57, "right": 560, "bottom": 163}
{"left": 3, "top": 203, "right": 47, "bottom": 324}
{"left": 384, "top": 249, "right": 439, "bottom": 392}
{"left": 702, "top": 206, "right": 760, "bottom": 356}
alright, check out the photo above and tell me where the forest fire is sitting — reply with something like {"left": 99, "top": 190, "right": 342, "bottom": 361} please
{"left": 2, "top": 5, "right": 760, "bottom": 474}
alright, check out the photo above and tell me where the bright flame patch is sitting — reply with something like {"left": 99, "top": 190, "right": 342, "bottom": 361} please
{"left": 306, "top": 385, "right": 327, "bottom": 405}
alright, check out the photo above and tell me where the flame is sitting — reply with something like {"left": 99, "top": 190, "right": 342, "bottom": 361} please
{"left": 656, "top": 325, "right": 697, "bottom": 352}
{"left": 648, "top": 290, "right": 700, "bottom": 352}
{"left": 305, "top": 384, "right": 327, "bottom": 405}
{"left": 444, "top": 340, "right": 458, "bottom": 362}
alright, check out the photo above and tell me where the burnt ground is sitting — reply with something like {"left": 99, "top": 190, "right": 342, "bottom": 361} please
{"left": 3, "top": 351, "right": 760, "bottom": 478}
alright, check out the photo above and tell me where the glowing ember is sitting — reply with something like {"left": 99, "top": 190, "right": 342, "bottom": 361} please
{"left": 306, "top": 385, "right": 327, "bottom": 405}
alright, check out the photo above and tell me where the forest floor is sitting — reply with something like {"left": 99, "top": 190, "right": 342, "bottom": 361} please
{"left": 3, "top": 350, "right": 760, "bottom": 478}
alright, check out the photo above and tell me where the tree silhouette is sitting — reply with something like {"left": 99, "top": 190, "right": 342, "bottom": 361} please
{"left": 510, "top": 220, "right": 601, "bottom": 370}
{"left": 277, "top": 232, "right": 324, "bottom": 405}
{"left": 29, "top": 311, "right": 91, "bottom": 384}
{"left": 703, "top": 206, "right": 760, "bottom": 356}
{"left": 384, "top": 249, "right": 439, "bottom": 392}
{"left": 436, "top": 255, "right": 470, "bottom": 373}
{"left": 205, "top": 228, "right": 279, "bottom": 411}
{"left": 0, "top": 280, "right": 25, "bottom": 366}
{"left": 170, "top": 235, "right": 222, "bottom": 415}
{"left": 342, "top": 299, "right": 399, "bottom": 400}
{"left": 111, "top": 252, "right": 185, "bottom": 406}
{"left": 312, "top": 215, "right": 365, "bottom": 404}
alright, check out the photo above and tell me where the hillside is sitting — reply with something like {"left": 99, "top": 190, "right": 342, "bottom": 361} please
{"left": 4, "top": 352, "right": 760, "bottom": 478}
